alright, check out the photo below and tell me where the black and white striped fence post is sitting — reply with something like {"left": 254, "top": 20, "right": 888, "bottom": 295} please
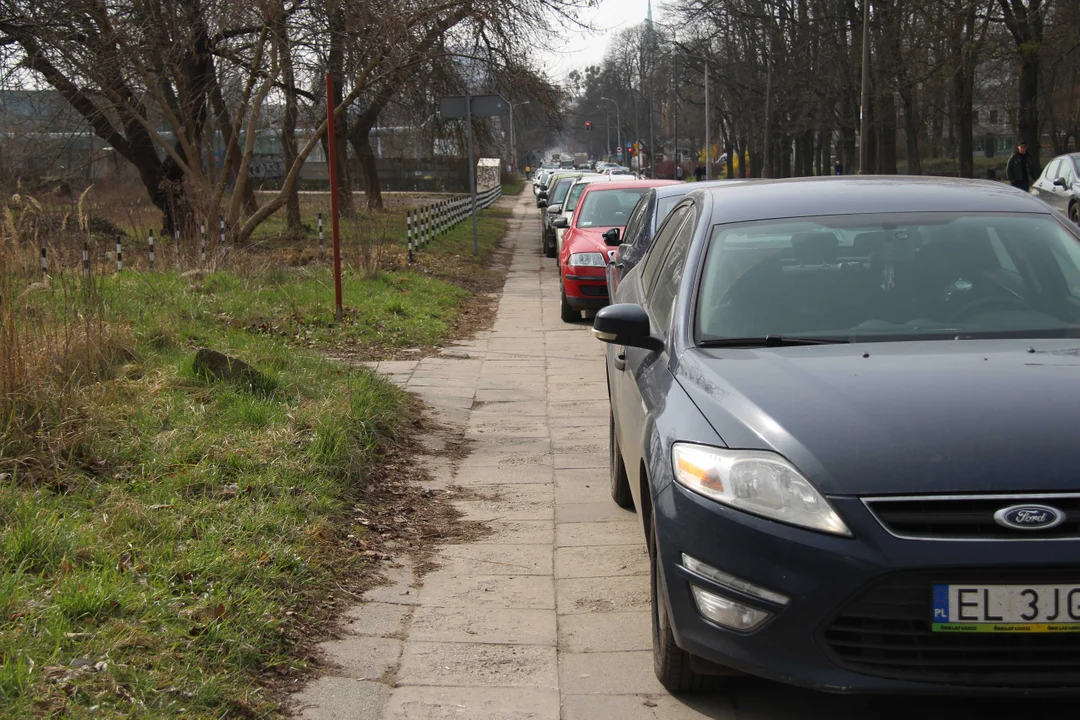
{"left": 40, "top": 245, "right": 46, "bottom": 281}
{"left": 82, "top": 240, "right": 89, "bottom": 276}
{"left": 200, "top": 222, "right": 206, "bottom": 266}
{"left": 116, "top": 238, "right": 123, "bottom": 273}
{"left": 318, "top": 212, "right": 324, "bottom": 259}
{"left": 148, "top": 229, "right": 155, "bottom": 270}
{"left": 406, "top": 209, "right": 414, "bottom": 263}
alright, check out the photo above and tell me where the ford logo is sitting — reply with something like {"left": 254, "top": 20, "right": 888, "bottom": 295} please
{"left": 993, "top": 504, "right": 1066, "bottom": 531}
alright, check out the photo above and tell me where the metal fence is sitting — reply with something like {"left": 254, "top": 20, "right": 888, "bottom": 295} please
{"left": 405, "top": 185, "right": 502, "bottom": 262}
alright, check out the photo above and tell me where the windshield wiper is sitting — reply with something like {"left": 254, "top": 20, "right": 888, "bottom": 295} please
{"left": 698, "top": 335, "right": 850, "bottom": 348}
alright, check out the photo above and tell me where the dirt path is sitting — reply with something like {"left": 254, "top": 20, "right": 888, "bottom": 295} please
{"left": 291, "top": 190, "right": 1038, "bottom": 720}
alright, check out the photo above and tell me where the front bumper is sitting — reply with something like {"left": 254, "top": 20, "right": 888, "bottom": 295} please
{"left": 654, "top": 482, "right": 1080, "bottom": 695}
{"left": 562, "top": 268, "right": 608, "bottom": 310}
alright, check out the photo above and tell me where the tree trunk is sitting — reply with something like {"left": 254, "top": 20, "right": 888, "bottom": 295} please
{"left": 353, "top": 130, "right": 381, "bottom": 211}
{"left": 327, "top": 0, "right": 354, "bottom": 216}
{"left": 900, "top": 86, "right": 922, "bottom": 174}
{"left": 879, "top": 91, "right": 898, "bottom": 174}
{"left": 276, "top": 13, "right": 302, "bottom": 237}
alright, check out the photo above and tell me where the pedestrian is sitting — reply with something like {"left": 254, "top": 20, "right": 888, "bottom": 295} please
{"left": 1007, "top": 139, "right": 1034, "bottom": 192}
{"left": 694, "top": 164, "right": 705, "bottom": 182}
{"left": 834, "top": 159, "right": 843, "bottom": 176}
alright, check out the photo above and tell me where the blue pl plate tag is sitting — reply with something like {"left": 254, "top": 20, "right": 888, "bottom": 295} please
{"left": 932, "top": 584, "right": 949, "bottom": 622}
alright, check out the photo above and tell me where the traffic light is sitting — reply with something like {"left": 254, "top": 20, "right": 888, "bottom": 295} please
{"left": 585, "top": 121, "right": 592, "bottom": 133}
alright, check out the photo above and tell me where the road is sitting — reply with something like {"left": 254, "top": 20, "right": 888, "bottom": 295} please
{"left": 294, "top": 189, "right": 1051, "bottom": 719}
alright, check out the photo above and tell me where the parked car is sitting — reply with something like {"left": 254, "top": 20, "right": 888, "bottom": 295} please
{"left": 606, "top": 180, "right": 748, "bottom": 298}
{"left": 539, "top": 172, "right": 586, "bottom": 256}
{"left": 556, "top": 179, "right": 679, "bottom": 322}
{"left": 1031, "top": 152, "right": 1080, "bottom": 225}
{"left": 593, "top": 176, "right": 1080, "bottom": 695}
{"left": 551, "top": 174, "right": 605, "bottom": 258}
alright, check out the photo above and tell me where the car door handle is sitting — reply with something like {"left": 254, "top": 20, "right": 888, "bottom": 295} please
{"left": 614, "top": 352, "right": 627, "bottom": 372}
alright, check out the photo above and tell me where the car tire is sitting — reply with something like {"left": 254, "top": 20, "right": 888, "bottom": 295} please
{"left": 560, "top": 288, "right": 578, "bottom": 323}
{"left": 1070, "top": 203, "right": 1079, "bottom": 227}
{"left": 610, "top": 412, "right": 634, "bottom": 508}
{"left": 650, "top": 511, "right": 705, "bottom": 693}
{"left": 545, "top": 236, "right": 557, "bottom": 258}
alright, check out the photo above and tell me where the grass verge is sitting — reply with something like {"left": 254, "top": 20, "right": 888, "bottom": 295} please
{"left": 1, "top": 196, "right": 512, "bottom": 716}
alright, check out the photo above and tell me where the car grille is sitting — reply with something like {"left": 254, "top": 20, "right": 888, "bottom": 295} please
{"left": 578, "top": 285, "right": 608, "bottom": 297}
{"left": 823, "top": 569, "right": 1080, "bottom": 687}
{"left": 864, "top": 494, "right": 1080, "bottom": 540}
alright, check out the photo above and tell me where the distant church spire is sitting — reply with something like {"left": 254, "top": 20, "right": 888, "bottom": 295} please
{"left": 647, "top": 0, "right": 653, "bottom": 24}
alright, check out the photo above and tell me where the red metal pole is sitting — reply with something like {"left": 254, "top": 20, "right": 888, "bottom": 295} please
{"left": 325, "top": 72, "right": 344, "bottom": 322}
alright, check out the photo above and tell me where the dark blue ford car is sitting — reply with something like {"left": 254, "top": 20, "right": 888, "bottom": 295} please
{"left": 594, "top": 176, "right": 1080, "bottom": 695}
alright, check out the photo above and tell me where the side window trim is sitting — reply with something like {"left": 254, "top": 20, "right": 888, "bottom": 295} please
{"left": 641, "top": 203, "right": 693, "bottom": 294}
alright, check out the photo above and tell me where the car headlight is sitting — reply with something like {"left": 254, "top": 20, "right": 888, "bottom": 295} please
{"left": 568, "top": 252, "right": 607, "bottom": 267}
{"left": 671, "top": 444, "right": 851, "bottom": 536}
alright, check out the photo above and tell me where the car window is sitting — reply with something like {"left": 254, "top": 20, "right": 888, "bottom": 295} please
{"left": 576, "top": 188, "right": 650, "bottom": 228}
{"left": 622, "top": 194, "right": 651, "bottom": 246}
{"left": 551, "top": 178, "right": 574, "bottom": 205}
{"left": 1061, "top": 160, "right": 1076, "bottom": 184}
{"left": 640, "top": 205, "right": 691, "bottom": 293}
{"left": 696, "top": 212, "right": 1080, "bottom": 343}
{"left": 1043, "top": 159, "right": 1062, "bottom": 182}
{"left": 566, "top": 182, "right": 591, "bottom": 212}
{"left": 646, "top": 213, "right": 696, "bottom": 332}
{"left": 655, "top": 195, "right": 686, "bottom": 230}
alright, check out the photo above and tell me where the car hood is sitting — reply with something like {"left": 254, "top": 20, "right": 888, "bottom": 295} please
{"left": 566, "top": 227, "right": 617, "bottom": 256}
{"left": 675, "top": 340, "right": 1080, "bottom": 496}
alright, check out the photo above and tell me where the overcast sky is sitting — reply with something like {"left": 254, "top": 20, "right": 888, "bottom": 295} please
{"left": 536, "top": 0, "right": 661, "bottom": 80}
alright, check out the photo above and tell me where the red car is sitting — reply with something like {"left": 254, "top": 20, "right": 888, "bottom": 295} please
{"left": 556, "top": 179, "right": 680, "bottom": 322}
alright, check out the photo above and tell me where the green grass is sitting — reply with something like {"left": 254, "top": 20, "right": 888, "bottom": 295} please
{"left": 501, "top": 182, "right": 523, "bottom": 196}
{"left": 0, "top": 204, "right": 510, "bottom": 717}
{"left": 1, "top": 309, "right": 406, "bottom": 717}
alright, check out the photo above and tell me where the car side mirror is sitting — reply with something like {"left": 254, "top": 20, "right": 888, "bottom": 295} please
{"left": 603, "top": 228, "right": 621, "bottom": 246}
{"left": 1054, "top": 177, "right": 1069, "bottom": 188}
{"left": 592, "top": 304, "right": 664, "bottom": 353}
{"left": 547, "top": 204, "right": 562, "bottom": 214}
{"left": 617, "top": 242, "right": 632, "bottom": 259}
{"left": 553, "top": 216, "right": 569, "bottom": 229}
{"left": 538, "top": 191, "right": 548, "bottom": 200}
{"left": 537, "top": 200, "right": 548, "bottom": 209}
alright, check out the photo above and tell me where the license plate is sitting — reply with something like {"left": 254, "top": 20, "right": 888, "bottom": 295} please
{"left": 933, "top": 584, "right": 1080, "bottom": 632}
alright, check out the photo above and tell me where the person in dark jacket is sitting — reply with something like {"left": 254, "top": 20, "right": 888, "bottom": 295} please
{"left": 1007, "top": 140, "right": 1034, "bottom": 192}
{"left": 834, "top": 159, "right": 843, "bottom": 176}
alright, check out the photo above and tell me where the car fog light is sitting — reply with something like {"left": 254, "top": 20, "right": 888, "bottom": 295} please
{"left": 682, "top": 554, "right": 789, "bottom": 606}
{"left": 691, "top": 586, "right": 772, "bottom": 631}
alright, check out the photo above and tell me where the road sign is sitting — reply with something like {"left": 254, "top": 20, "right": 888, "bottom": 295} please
{"left": 439, "top": 94, "right": 508, "bottom": 256}
{"left": 439, "top": 95, "right": 507, "bottom": 119}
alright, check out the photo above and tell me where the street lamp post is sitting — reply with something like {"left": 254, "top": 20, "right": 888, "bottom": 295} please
{"left": 600, "top": 97, "right": 621, "bottom": 162}
{"left": 510, "top": 100, "right": 530, "bottom": 172}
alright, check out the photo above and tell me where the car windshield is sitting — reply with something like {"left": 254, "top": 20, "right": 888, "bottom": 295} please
{"left": 551, "top": 178, "right": 574, "bottom": 205}
{"left": 696, "top": 212, "right": 1080, "bottom": 343}
{"left": 566, "top": 182, "right": 592, "bottom": 211}
{"left": 577, "top": 188, "right": 650, "bottom": 228}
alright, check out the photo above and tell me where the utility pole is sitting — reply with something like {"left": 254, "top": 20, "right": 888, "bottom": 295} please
{"left": 704, "top": 59, "right": 711, "bottom": 181}
{"left": 673, "top": 56, "right": 679, "bottom": 180}
{"left": 604, "top": 107, "right": 611, "bottom": 159}
{"left": 601, "top": 97, "right": 621, "bottom": 162}
{"left": 763, "top": 34, "right": 773, "bottom": 178}
{"left": 859, "top": 0, "right": 871, "bottom": 174}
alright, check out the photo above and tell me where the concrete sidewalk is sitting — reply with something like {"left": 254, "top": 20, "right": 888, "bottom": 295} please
{"left": 291, "top": 190, "right": 1017, "bottom": 720}
{"left": 292, "top": 187, "right": 722, "bottom": 719}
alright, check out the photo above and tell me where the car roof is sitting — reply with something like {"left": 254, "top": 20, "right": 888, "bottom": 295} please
{"left": 690, "top": 176, "right": 1052, "bottom": 223}
{"left": 654, "top": 179, "right": 749, "bottom": 199}
{"left": 578, "top": 180, "right": 681, "bottom": 197}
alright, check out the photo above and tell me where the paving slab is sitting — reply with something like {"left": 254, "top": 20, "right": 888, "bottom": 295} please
{"left": 559, "top": 651, "right": 666, "bottom": 695}
{"left": 409, "top": 606, "right": 556, "bottom": 645}
{"left": 555, "top": 545, "right": 649, "bottom": 579}
{"left": 293, "top": 677, "right": 392, "bottom": 720}
{"left": 556, "top": 576, "right": 651, "bottom": 615}
{"left": 315, "top": 636, "right": 402, "bottom": 680}
{"left": 418, "top": 572, "right": 555, "bottom": 610}
{"left": 558, "top": 611, "right": 651, "bottom": 653}
{"left": 397, "top": 642, "right": 558, "bottom": 688}
{"left": 556, "top": 501, "right": 638, "bottom": 524}
{"left": 556, "top": 521, "right": 642, "bottom": 548}
{"left": 384, "top": 687, "right": 560, "bottom": 719}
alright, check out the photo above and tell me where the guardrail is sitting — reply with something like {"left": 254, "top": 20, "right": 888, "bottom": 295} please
{"left": 405, "top": 185, "right": 502, "bottom": 262}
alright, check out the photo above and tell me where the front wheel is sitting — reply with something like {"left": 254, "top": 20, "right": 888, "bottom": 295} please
{"left": 610, "top": 412, "right": 633, "bottom": 508}
{"left": 560, "top": 288, "right": 579, "bottom": 323}
{"left": 651, "top": 512, "right": 705, "bottom": 693}
{"left": 544, "top": 233, "right": 557, "bottom": 258}
{"left": 1070, "top": 203, "right": 1079, "bottom": 227}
